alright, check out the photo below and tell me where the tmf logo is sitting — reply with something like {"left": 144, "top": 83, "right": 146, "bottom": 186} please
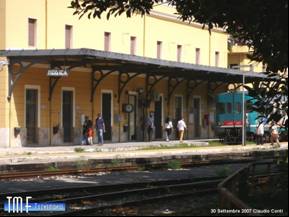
{"left": 5, "top": 196, "right": 32, "bottom": 213}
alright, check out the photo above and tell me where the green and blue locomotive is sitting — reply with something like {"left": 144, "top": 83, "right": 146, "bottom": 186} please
{"left": 215, "top": 91, "right": 269, "bottom": 144}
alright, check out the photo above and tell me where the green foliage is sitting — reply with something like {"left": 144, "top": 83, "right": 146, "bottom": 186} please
{"left": 246, "top": 71, "right": 288, "bottom": 130}
{"left": 167, "top": 160, "right": 182, "bottom": 170}
{"left": 74, "top": 147, "right": 85, "bottom": 153}
{"left": 76, "top": 160, "right": 89, "bottom": 169}
{"left": 215, "top": 166, "right": 232, "bottom": 177}
{"left": 110, "top": 159, "right": 122, "bottom": 167}
{"left": 46, "top": 165, "right": 59, "bottom": 172}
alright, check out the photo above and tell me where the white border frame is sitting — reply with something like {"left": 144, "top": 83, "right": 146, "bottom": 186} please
{"left": 101, "top": 90, "right": 114, "bottom": 126}
{"left": 61, "top": 87, "right": 76, "bottom": 128}
{"left": 24, "top": 85, "right": 41, "bottom": 128}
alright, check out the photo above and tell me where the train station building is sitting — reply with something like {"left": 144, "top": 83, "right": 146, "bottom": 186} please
{"left": 0, "top": 0, "right": 266, "bottom": 147}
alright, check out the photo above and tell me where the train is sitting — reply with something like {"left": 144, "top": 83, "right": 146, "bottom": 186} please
{"left": 215, "top": 91, "right": 287, "bottom": 144}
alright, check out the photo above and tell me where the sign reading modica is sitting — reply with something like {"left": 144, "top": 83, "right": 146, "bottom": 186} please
{"left": 47, "top": 69, "right": 69, "bottom": 77}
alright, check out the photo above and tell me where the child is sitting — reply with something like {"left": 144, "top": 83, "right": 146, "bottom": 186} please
{"left": 87, "top": 120, "right": 94, "bottom": 145}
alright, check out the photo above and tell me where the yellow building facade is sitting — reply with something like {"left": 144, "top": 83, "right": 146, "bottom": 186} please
{"left": 0, "top": 0, "right": 234, "bottom": 147}
{"left": 228, "top": 44, "right": 265, "bottom": 72}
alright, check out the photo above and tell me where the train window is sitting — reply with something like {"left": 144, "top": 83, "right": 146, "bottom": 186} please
{"left": 227, "top": 103, "right": 232, "bottom": 114}
{"left": 236, "top": 103, "right": 242, "bottom": 113}
{"left": 217, "top": 103, "right": 225, "bottom": 114}
{"left": 246, "top": 100, "right": 254, "bottom": 112}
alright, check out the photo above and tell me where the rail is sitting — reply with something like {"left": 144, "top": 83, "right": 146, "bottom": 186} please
{"left": 218, "top": 160, "right": 286, "bottom": 215}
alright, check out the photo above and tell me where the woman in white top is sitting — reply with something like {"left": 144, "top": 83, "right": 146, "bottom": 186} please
{"left": 256, "top": 119, "right": 265, "bottom": 145}
{"left": 270, "top": 121, "right": 280, "bottom": 147}
{"left": 164, "top": 117, "right": 173, "bottom": 142}
{"left": 177, "top": 118, "right": 187, "bottom": 143}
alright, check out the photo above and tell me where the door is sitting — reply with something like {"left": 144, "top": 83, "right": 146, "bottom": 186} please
{"left": 128, "top": 94, "right": 137, "bottom": 141}
{"left": 26, "top": 89, "right": 38, "bottom": 144}
{"left": 175, "top": 96, "right": 183, "bottom": 121}
{"left": 175, "top": 96, "right": 183, "bottom": 139}
{"left": 193, "top": 98, "right": 201, "bottom": 137}
{"left": 102, "top": 92, "right": 112, "bottom": 141}
{"left": 154, "top": 96, "right": 163, "bottom": 139}
{"left": 62, "top": 90, "right": 73, "bottom": 143}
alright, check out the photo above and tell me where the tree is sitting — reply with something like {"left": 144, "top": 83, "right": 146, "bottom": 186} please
{"left": 70, "top": 0, "right": 288, "bottom": 128}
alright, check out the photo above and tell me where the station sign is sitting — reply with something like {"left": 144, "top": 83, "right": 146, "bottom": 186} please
{"left": 47, "top": 69, "right": 69, "bottom": 77}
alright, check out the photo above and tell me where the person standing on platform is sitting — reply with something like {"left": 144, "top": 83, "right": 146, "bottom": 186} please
{"left": 95, "top": 113, "right": 105, "bottom": 146}
{"left": 177, "top": 117, "right": 187, "bottom": 143}
{"left": 270, "top": 121, "right": 280, "bottom": 148}
{"left": 87, "top": 120, "right": 94, "bottom": 145}
{"left": 256, "top": 118, "right": 265, "bottom": 145}
{"left": 146, "top": 114, "right": 154, "bottom": 142}
{"left": 164, "top": 117, "right": 173, "bottom": 142}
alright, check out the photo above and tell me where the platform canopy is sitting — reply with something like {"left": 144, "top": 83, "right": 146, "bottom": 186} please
{"left": 0, "top": 48, "right": 267, "bottom": 83}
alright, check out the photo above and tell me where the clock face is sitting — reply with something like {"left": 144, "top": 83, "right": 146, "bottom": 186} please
{"left": 126, "top": 104, "right": 133, "bottom": 113}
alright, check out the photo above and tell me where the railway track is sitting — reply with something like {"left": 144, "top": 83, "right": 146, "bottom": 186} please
{"left": 0, "top": 160, "right": 285, "bottom": 216}
{"left": 0, "top": 166, "right": 139, "bottom": 180}
{"left": 0, "top": 176, "right": 222, "bottom": 216}
{"left": 0, "top": 158, "right": 264, "bottom": 180}
{"left": 47, "top": 178, "right": 221, "bottom": 216}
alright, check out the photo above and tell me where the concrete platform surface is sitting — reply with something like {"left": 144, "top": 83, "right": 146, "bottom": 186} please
{"left": 0, "top": 140, "right": 211, "bottom": 154}
{"left": 0, "top": 163, "right": 246, "bottom": 194}
{"left": 0, "top": 141, "right": 287, "bottom": 165}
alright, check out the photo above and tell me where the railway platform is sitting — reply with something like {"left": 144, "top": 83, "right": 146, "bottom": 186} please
{"left": 0, "top": 141, "right": 287, "bottom": 172}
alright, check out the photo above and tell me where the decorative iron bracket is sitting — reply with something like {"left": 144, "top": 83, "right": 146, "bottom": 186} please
{"left": 208, "top": 81, "right": 225, "bottom": 92}
{"left": 118, "top": 71, "right": 139, "bottom": 103}
{"left": 185, "top": 80, "right": 204, "bottom": 108}
{"left": 90, "top": 68, "right": 116, "bottom": 102}
{"left": 7, "top": 60, "right": 36, "bottom": 101}
{"left": 145, "top": 74, "right": 167, "bottom": 103}
{"left": 48, "top": 63, "right": 85, "bottom": 101}
{"left": 167, "top": 77, "right": 185, "bottom": 106}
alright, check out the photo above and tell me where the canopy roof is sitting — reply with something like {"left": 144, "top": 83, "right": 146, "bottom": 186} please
{"left": 0, "top": 48, "right": 267, "bottom": 83}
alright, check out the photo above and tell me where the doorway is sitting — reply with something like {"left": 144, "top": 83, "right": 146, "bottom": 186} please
{"left": 102, "top": 92, "right": 112, "bottom": 141}
{"left": 26, "top": 88, "right": 39, "bottom": 144}
{"left": 128, "top": 94, "right": 137, "bottom": 141}
{"left": 175, "top": 96, "right": 183, "bottom": 121}
{"left": 154, "top": 96, "right": 163, "bottom": 139}
{"left": 193, "top": 97, "right": 201, "bottom": 138}
{"left": 62, "top": 90, "right": 73, "bottom": 143}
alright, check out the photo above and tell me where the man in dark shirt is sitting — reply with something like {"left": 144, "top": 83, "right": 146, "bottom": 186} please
{"left": 146, "top": 114, "right": 154, "bottom": 142}
{"left": 95, "top": 113, "right": 105, "bottom": 145}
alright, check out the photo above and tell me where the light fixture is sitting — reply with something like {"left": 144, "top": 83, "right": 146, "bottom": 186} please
{"left": 0, "top": 60, "right": 9, "bottom": 71}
